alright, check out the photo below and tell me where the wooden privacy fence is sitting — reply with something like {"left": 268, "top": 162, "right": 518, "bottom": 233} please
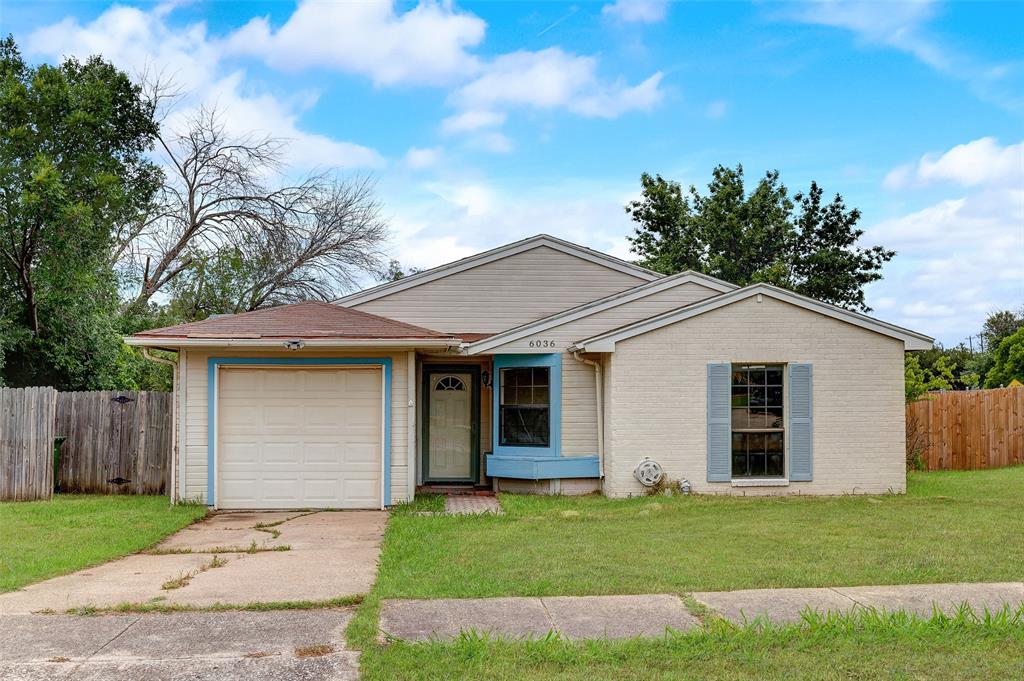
{"left": 907, "top": 387, "right": 1024, "bottom": 471}
{"left": 55, "top": 391, "right": 172, "bottom": 495}
{"left": 0, "top": 387, "right": 58, "bottom": 501}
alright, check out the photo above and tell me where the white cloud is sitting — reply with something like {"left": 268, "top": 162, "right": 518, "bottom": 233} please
{"left": 791, "top": 0, "right": 937, "bottom": 46}
{"left": 786, "top": 0, "right": 1022, "bottom": 111}
{"left": 440, "top": 109, "right": 507, "bottom": 134}
{"left": 452, "top": 48, "right": 664, "bottom": 118}
{"left": 403, "top": 146, "right": 442, "bottom": 170}
{"left": 705, "top": 100, "right": 729, "bottom": 120}
{"left": 902, "top": 301, "right": 955, "bottom": 318}
{"left": 884, "top": 137, "right": 1024, "bottom": 189}
{"left": 26, "top": 5, "right": 221, "bottom": 93}
{"left": 381, "top": 178, "right": 640, "bottom": 271}
{"left": 467, "top": 131, "right": 514, "bottom": 154}
{"left": 602, "top": 0, "right": 669, "bottom": 24}
{"left": 866, "top": 138, "right": 1024, "bottom": 344}
{"left": 192, "top": 74, "right": 385, "bottom": 169}
{"left": 25, "top": 3, "right": 384, "bottom": 172}
{"left": 224, "top": 0, "right": 486, "bottom": 86}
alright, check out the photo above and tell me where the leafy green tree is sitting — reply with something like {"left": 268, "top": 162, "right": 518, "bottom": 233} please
{"left": 379, "top": 259, "right": 421, "bottom": 282}
{"left": 917, "top": 344, "right": 978, "bottom": 390}
{"left": 625, "top": 165, "right": 894, "bottom": 311}
{"left": 905, "top": 354, "right": 954, "bottom": 403}
{"left": 0, "top": 36, "right": 160, "bottom": 388}
{"left": 165, "top": 247, "right": 269, "bottom": 319}
{"left": 981, "top": 309, "right": 1024, "bottom": 350}
{"left": 970, "top": 308, "right": 1023, "bottom": 382}
{"left": 984, "top": 327, "right": 1024, "bottom": 388}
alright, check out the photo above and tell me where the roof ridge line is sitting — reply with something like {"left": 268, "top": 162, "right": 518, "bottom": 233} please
{"left": 465, "top": 269, "right": 736, "bottom": 352}
{"left": 333, "top": 234, "right": 662, "bottom": 306}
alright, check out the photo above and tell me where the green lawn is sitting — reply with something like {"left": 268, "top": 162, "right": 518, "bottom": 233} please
{"left": 350, "top": 468, "right": 1024, "bottom": 679}
{"left": 0, "top": 495, "right": 207, "bottom": 592}
{"left": 376, "top": 469, "right": 1024, "bottom": 599}
{"left": 360, "top": 609, "right": 1024, "bottom": 680}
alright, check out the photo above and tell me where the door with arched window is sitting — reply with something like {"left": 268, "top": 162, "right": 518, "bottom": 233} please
{"left": 423, "top": 365, "right": 480, "bottom": 482}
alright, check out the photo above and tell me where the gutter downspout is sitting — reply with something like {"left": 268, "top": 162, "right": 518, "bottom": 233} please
{"left": 142, "top": 347, "right": 178, "bottom": 505}
{"left": 572, "top": 351, "right": 604, "bottom": 478}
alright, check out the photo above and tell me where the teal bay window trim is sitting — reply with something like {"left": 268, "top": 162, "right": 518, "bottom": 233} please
{"left": 487, "top": 353, "right": 599, "bottom": 480}
{"left": 206, "top": 357, "right": 393, "bottom": 507}
{"left": 492, "top": 353, "right": 561, "bottom": 457}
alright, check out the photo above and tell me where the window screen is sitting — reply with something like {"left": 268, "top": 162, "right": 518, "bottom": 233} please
{"left": 499, "top": 367, "right": 550, "bottom": 447}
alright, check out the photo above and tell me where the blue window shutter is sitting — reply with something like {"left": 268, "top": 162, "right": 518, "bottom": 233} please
{"left": 788, "top": 363, "right": 813, "bottom": 481}
{"left": 707, "top": 363, "right": 732, "bottom": 482}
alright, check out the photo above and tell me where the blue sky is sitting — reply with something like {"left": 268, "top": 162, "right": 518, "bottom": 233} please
{"left": 4, "top": 0, "right": 1022, "bottom": 345}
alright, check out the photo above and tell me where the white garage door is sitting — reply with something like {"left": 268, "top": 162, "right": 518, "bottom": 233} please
{"left": 217, "top": 367, "right": 382, "bottom": 509}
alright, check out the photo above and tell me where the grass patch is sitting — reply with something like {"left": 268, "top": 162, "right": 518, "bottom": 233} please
{"left": 0, "top": 495, "right": 207, "bottom": 592}
{"left": 390, "top": 494, "right": 445, "bottom": 516}
{"left": 160, "top": 573, "right": 192, "bottom": 591}
{"left": 160, "top": 554, "right": 228, "bottom": 590}
{"left": 144, "top": 543, "right": 290, "bottom": 555}
{"left": 374, "top": 469, "right": 1024, "bottom": 598}
{"left": 359, "top": 606, "right": 1024, "bottom": 680}
{"left": 63, "top": 594, "right": 364, "bottom": 615}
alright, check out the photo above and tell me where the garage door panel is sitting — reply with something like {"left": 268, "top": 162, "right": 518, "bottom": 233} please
{"left": 262, "top": 477, "right": 302, "bottom": 502}
{"left": 341, "top": 479, "right": 378, "bottom": 504}
{"left": 338, "top": 403, "right": 380, "bottom": 425}
{"left": 219, "top": 473, "right": 259, "bottom": 505}
{"left": 344, "top": 442, "right": 381, "bottom": 465}
{"left": 261, "top": 404, "right": 305, "bottom": 429}
{"left": 303, "top": 442, "right": 347, "bottom": 465}
{"left": 263, "top": 370, "right": 303, "bottom": 392}
{"left": 261, "top": 442, "right": 304, "bottom": 466}
{"left": 217, "top": 367, "right": 383, "bottom": 509}
{"left": 220, "top": 441, "right": 260, "bottom": 466}
{"left": 219, "top": 403, "right": 261, "bottom": 430}
{"left": 305, "top": 403, "right": 347, "bottom": 427}
{"left": 340, "top": 370, "right": 381, "bottom": 392}
{"left": 220, "top": 370, "right": 262, "bottom": 393}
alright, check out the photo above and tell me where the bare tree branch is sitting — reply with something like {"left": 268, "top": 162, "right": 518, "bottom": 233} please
{"left": 118, "top": 98, "right": 387, "bottom": 313}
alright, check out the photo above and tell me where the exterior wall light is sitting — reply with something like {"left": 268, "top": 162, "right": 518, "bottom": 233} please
{"left": 283, "top": 339, "right": 305, "bottom": 351}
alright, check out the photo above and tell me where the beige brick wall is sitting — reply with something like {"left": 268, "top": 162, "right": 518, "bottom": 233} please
{"left": 603, "top": 295, "right": 906, "bottom": 498}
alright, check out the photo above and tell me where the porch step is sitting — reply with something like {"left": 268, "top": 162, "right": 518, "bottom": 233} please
{"left": 444, "top": 495, "right": 503, "bottom": 515}
{"left": 416, "top": 485, "right": 495, "bottom": 496}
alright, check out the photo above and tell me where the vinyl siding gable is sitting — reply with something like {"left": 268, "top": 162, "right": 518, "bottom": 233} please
{"left": 349, "top": 246, "right": 649, "bottom": 333}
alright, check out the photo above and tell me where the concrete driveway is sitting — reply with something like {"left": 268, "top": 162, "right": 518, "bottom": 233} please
{"left": 0, "top": 610, "right": 359, "bottom": 680}
{"left": 0, "top": 510, "right": 388, "bottom": 614}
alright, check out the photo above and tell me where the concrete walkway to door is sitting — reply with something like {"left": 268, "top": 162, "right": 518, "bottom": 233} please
{"left": 0, "top": 511, "right": 387, "bottom": 614}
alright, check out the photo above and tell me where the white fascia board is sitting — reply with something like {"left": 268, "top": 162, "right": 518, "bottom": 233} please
{"left": 465, "top": 271, "right": 737, "bottom": 355}
{"left": 333, "top": 234, "right": 661, "bottom": 307}
{"left": 125, "top": 337, "right": 458, "bottom": 349}
{"left": 575, "top": 284, "right": 934, "bottom": 352}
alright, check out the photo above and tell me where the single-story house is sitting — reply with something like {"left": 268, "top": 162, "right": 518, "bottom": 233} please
{"left": 127, "top": 234, "right": 933, "bottom": 509}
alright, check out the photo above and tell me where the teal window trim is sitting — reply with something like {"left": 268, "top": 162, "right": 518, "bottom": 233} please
{"left": 206, "top": 357, "right": 392, "bottom": 507}
{"left": 492, "top": 353, "right": 561, "bottom": 458}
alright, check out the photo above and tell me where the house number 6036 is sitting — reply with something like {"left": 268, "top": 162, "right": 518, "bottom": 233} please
{"left": 529, "top": 339, "right": 556, "bottom": 348}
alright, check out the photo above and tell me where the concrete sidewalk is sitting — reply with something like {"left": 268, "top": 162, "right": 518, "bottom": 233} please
{"left": 692, "top": 582, "right": 1024, "bottom": 624}
{"left": 380, "top": 594, "right": 699, "bottom": 641}
{"left": 0, "top": 610, "right": 358, "bottom": 680}
{"left": 379, "top": 582, "right": 1024, "bottom": 641}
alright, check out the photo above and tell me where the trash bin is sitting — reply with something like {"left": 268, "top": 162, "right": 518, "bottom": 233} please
{"left": 53, "top": 437, "right": 66, "bottom": 493}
